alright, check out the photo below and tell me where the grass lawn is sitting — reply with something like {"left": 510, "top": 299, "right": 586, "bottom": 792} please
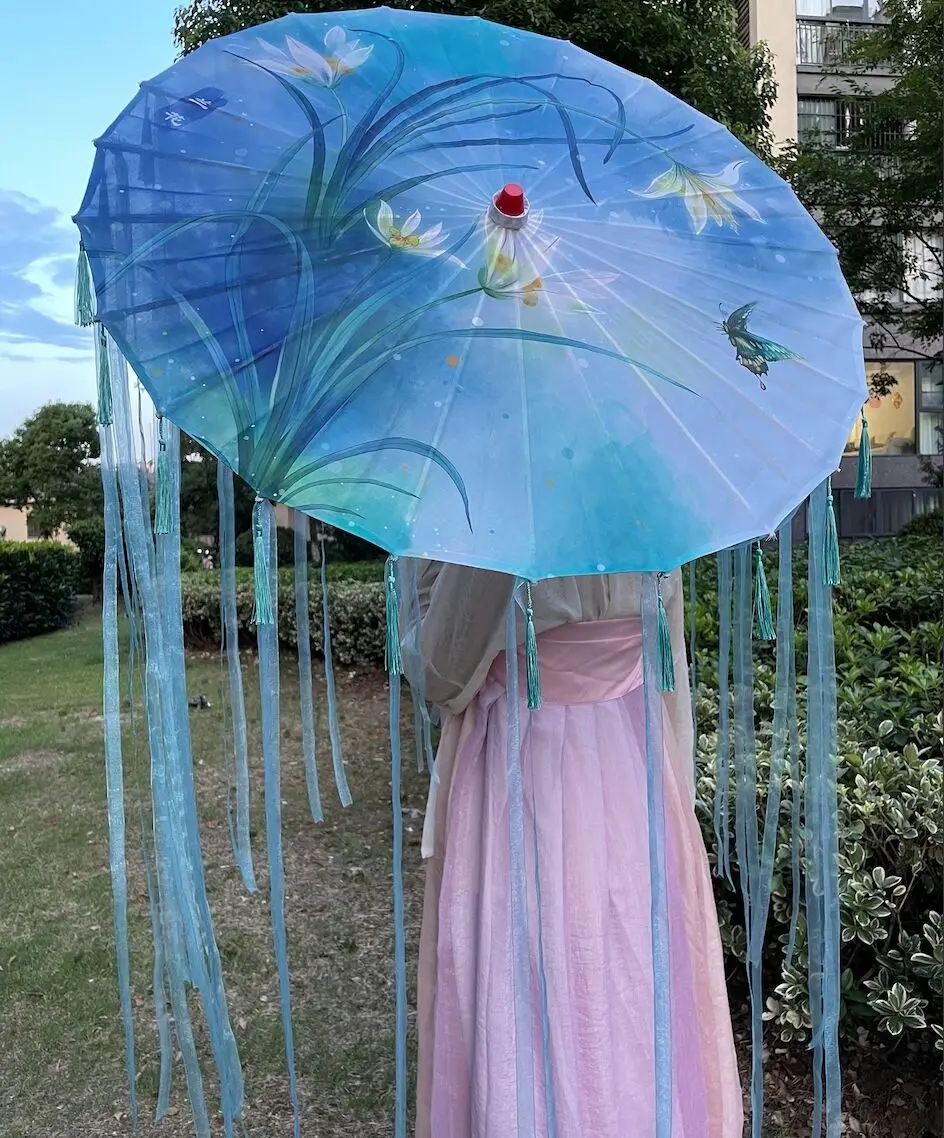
{"left": 0, "top": 609, "right": 938, "bottom": 1137}
{"left": 0, "top": 606, "right": 428, "bottom": 1137}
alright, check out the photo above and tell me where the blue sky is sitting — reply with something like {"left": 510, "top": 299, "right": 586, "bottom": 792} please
{"left": 0, "top": 1, "right": 180, "bottom": 436}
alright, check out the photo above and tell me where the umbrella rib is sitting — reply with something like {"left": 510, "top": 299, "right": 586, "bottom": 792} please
{"left": 573, "top": 227, "right": 852, "bottom": 328}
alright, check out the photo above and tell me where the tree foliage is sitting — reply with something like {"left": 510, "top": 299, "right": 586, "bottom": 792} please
{"left": 0, "top": 403, "right": 102, "bottom": 538}
{"left": 779, "top": 0, "right": 943, "bottom": 363}
{"left": 173, "top": 0, "right": 777, "bottom": 157}
{"left": 179, "top": 432, "right": 255, "bottom": 540}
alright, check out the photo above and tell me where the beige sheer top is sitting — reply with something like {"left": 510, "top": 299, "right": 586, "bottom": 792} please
{"left": 409, "top": 562, "right": 695, "bottom": 793}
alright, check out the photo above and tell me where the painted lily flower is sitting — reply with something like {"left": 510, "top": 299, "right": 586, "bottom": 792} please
{"left": 366, "top": 202, "right": 464, "bottom": 265}
{"left": 634, "top": 160, "right": 763, "bottom": 234}
{"left": 253, "top": 28, "right": 372, "bottom": 87}
{"left": 479, "top": 214, "right": 617, "bottom": 312}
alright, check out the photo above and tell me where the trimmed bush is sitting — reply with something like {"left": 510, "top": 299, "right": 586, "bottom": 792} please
{"left": 899, "top": 508, "right": 943, "bottom": 540}
{"left": 66, "top": 518, "right": 105, "bottom": 600}
{"left": 0, "top": 541, "right": 80, "bottom": 644}
{"left": 692, "top": 535, "right": 943, "bottom": 1056}
{"left": 181, "top": 570, "right": 386, "bottom": 665}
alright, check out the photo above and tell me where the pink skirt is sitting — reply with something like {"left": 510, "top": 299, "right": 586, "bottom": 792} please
{"left": 416, "top": 618, "right": 742, "bottom": 1138}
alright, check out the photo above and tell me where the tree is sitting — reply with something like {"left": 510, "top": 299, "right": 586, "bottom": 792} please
{"left": 174, "top": 0, "right": 777, "bottom": 158}
{"left": 0, "top": 403, "right": 102, "bottom": 538}
{"left": 179, "top": 432, "right": 256, "bottom": 540}
{"left": 779, "top": 0, "right": 943, "bottom": 367}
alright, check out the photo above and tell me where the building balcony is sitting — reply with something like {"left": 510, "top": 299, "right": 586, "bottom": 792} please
{"left": 796, "top": 17, "right": 880, "bottom": 67}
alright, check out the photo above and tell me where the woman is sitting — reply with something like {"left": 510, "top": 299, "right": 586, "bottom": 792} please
{"left": 410, "top": 562, "right": 742, "bottom": 1138}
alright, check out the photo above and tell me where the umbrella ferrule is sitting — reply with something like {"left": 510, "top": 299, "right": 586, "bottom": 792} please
{"left": 488, "top": 182, "right": 530, "bottom": 230}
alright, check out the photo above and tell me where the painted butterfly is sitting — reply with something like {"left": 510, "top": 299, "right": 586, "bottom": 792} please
{"left": 720, "top": 303, "right": 798, "bottom": 390}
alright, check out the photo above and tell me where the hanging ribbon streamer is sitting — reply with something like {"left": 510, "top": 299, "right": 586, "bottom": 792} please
{"left": 140, "top": 809, "right": 174, "bottom": 1119}
{"left": 252, "top": 497, "right": 274, "bottom": 626}
{"left": 736, "top": 533, "right": 796, "bottom": 1136}
{"left": 95, "top": 324, "right": 113, "bottom": 427}
{"left": 154, "top": 417, "right": 172, "bottom": 535}
{"left": 217, "top": 464, "right": 257, "bottom": 892}
{"left": 656, "top": 574, "right": 675, "bottom": 693}
{"left": 74, "top": 242, "right": 95, "bottom": 327}
{"left": 512, "top": 581, "right": 556, "bottom": 1135}
{"left": 806, "top": 481, "right": 843, "bottom": 1138}
{"left": 506, "top": 585, "right": 536, "bottom": 1137}
{"left": 255, "top": 500, "right": 301, "bottom": 1138}
{"left": 688, "top": 561, "right": 697, "bottom": 758}
{"left": 732, "top": 545, "right": 763, "bottom": 1130}
{"left": 320, "top": 540, "right": 353, "bottom": 808}
{"left": 824, "top": 478, "right": 841, "bottom": 587}
{"left": 385, "top": 558, "right": 408, "bottom": 1138}
{"left": 752, "top": 543, "right": 775, "bottom": 641}
{"left": 154, "top": 419, "right": 244, "bottom": 1133}
{"left": 397, "top": 557, "right": 436, "bottom": 774}
{"left": 524, "top": 582, "right": 542, "bottom": 710}
{"left": 855, "top": 412, "right": 872, "bottom": 499}
{"left": 780, "top": 519, "right": 803, "bottom": 970}
{"left": 294, "top": 512, "right": 324, "bottom": 824}
{"left": 100, "top": 420, "right": 137, "bottom": 1124}
{"left": 641, "top": 574, "right": 673, "bottom": 1138}
{"left": 713, "top": 550, "right": 734, "bottom": 884}
{"left": 106, "top": 345, "right": 242, "bottom": 1136}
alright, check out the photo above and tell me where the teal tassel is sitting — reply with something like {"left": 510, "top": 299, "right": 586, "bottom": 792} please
{"left": 824, "top": 480, "right": 841, "bottom": 588}
{"left": 752, "top": 544, "right": 776, "bottom": 641}
{"left": 252, "top": 499, "right": 274, "bottom": 626}
{"left": 524, "top": 583, "right": 541, "bottom": 711}
{"left": 153, "top": 419, "right": 172, "bottom": 535}
{"left": 385, "top": 556, "right": 402, "bottom": 678}
{"left": 656, "top": 577, "right": 675, "bottom": 693}
{"left": 855, "top": 413, "right": 872, "bottom": 499}
{"left": 96, "top": 324, "right": 113, "bottom": 427}
{"left": 75, "top": 242, "right": 95, "bottom": 326}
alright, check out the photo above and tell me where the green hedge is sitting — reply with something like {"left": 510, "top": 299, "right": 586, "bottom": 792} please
{"left": 181, "top": 569, "right": 386, "bottom": 665}
{"left": 179, "top": 536, "right": 944, "bottom": 1055}
{"left": 66, "top": 518, "right": 105, "bottom": 599}
{"left": 0, "top": 541, "right": 80, "bottom": 645}
{"left": 899, "top": 508, "right": 942, "bottom": 540}
{"left": 691, "top": 536, "right": 943, "bottom": 1054}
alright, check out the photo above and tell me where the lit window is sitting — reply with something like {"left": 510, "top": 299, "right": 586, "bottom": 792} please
{"left": 845, "top": 361, "right": 916, "bottom": 456}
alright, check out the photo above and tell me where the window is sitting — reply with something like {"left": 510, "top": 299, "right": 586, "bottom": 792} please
{"left": 905, "top": 232, "right": 943, "bottom": 303}
{"left": 26, "top": 512, "right": 43, "bottom": 539}
{"left": 917, "top": 360, "right": 943, "bottom": 457}
{"left": 735, "top": 0, "right": 751, "bottom": 48}
{"left": 845, "top": 361, "right": 916, "bottom": 456}
{"left": 797, "top": 97, "right": 904, "bottom": 150}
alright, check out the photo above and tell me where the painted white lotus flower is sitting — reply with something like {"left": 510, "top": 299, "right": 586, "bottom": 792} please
{"left": 366, "top": 201, "right": 464, "bottom": 264}
{"left": 634, "top": 160, "right": 763, "bottom": 234}
{"left": 480, "top": 213, "right": 616, "bottom": 312}
{"left": 253, "top": 28, "right": 372, "bottom": 87}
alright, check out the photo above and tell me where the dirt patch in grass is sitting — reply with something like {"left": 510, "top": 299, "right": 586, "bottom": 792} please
{"left": 1, "top": 749, "right": 69, "bottom": 777}
{"left": 0, "top": 614, "right": 939, "bottom": 1138}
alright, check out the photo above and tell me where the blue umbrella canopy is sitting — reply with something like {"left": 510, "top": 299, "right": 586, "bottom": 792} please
{"left": 75, "top": 7, "right": 866, "bottom": 579}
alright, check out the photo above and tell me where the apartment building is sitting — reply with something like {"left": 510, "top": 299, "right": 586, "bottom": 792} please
{"left": 737, "top": 0, "right": 943, "bottom": 537}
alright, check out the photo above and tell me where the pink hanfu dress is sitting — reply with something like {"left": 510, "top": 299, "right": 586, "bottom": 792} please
{"left": 411, "top": 565, "right": 742, "bottom": 1138}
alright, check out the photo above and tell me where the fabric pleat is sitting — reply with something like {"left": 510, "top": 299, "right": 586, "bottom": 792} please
{"left": 416, "top": 618, "right": 742, "bottom": 1137}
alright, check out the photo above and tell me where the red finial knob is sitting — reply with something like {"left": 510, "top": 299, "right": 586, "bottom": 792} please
{"left": 493, "top": 183, "right": 525, "bottom": 218}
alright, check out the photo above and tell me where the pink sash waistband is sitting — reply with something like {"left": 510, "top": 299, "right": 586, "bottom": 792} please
{"left": 488, "top": 618, "right": 644, "bottom": 706}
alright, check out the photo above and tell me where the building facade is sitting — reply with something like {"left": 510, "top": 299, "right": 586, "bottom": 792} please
{"left": 738, "top": 0, "right": 943, "bottom": 537}
{"left": 0, "top": 506, "right": 73, "bottom": 545}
